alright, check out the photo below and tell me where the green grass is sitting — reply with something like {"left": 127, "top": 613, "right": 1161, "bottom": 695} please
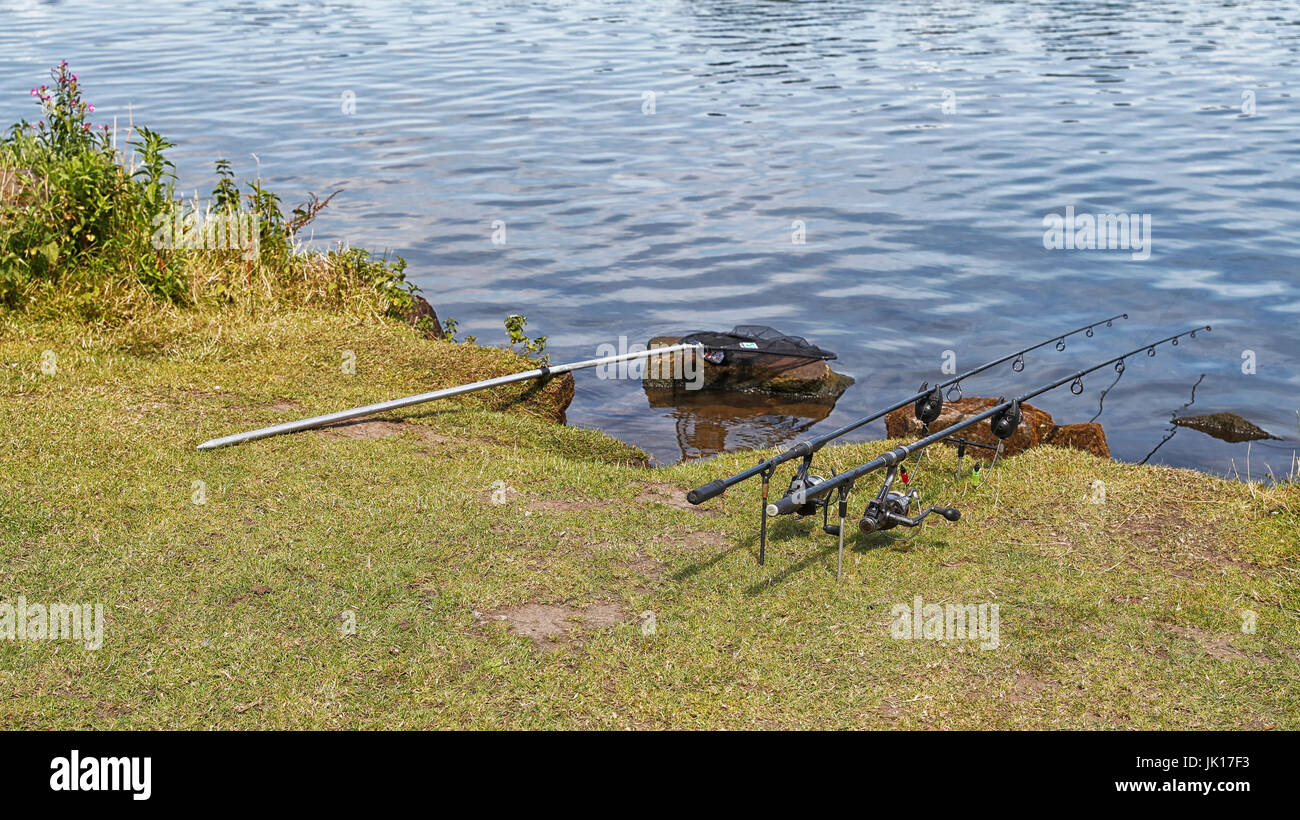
{"left": 2, "top": 309, "right": 1297, "bottom": 729}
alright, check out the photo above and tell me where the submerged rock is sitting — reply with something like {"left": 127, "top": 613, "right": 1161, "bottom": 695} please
{"left": 1172, "top": 412, "right": 1279, "bottom": 443}
{"left": 643, "top": 383, "right": 841, "bottom": 460}
{"left": 884, "top": 397, "right": 1111, "bottom": 461}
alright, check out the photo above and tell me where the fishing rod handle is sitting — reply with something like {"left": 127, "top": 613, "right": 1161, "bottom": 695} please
{"left": 686, "top": 440, "right": 813, "bottom": 504}
{"left": 687, "top": 480, "right": 728, "bottom": 505}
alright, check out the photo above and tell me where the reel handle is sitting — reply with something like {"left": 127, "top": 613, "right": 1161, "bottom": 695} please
{"left": 876, "top": 505, "right": 961, "bottom": 530}
{"left": 932, "top": 506, "right": 961, "bottom": 522}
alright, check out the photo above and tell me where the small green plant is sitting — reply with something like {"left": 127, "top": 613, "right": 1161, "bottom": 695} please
{"left": 212, "top": 159, "right": 240, "bottom": 212}
{"left": 505, "top": 314, "right": 547, "bottom": 360}
{"left": 29, "top": 61, "right": 107, "bottom": 156}
{"left": 441, "top": 316, "right": 459, "bottom": 340}
{"left": 244, "top": 176, "right": 288, "bottom": 262}
{"left": 440, "top": 316, "right": 477, "bottom": 345}
{"left": 130, "top": 126, "right": 175, "bottom": 208}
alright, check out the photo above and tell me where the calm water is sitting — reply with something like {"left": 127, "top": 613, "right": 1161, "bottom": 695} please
{"left": 3, "top": 0, "right": 1298, "bottom": 476}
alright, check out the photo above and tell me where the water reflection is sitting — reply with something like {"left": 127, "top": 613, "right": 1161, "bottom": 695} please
{"left": 644, "top": 384, "right": 842, "bottom": 462}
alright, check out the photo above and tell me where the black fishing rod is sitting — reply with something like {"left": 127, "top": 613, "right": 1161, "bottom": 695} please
{"left": 686, "top": 312, "right": 1126, "bottom": 506}
{"left": 685, "top": 312, "right": 1127, "bottom": 564}
{"left": 762, "top": 325, "right": 1211, "bottom": 577}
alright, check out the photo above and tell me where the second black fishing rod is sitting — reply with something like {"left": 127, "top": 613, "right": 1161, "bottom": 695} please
{"left": 765, "top": 325, "right": 1212, "bottom": 520}
{"left": 686, "top": 312, "right": 1128, "bottom": 507}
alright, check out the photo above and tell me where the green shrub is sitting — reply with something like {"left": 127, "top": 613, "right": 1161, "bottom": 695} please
{"left": 1, "top": 62, "right": 427, "bottom": 325}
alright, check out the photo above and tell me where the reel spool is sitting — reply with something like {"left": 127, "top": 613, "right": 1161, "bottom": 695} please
{"left": 784, "top": 471, "right": 830, "bottom": 517}
{"left": 859, "top": 488, "right": 921, "bottom": 534}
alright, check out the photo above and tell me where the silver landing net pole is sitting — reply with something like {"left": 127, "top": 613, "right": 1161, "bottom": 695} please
{"left": 196, "top": 342, "right": 703, "bottom": 451}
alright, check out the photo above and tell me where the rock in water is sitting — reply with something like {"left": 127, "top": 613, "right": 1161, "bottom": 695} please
{"left": 1045, "top": 422, "right": 1111, "bottom": 458}
{"left": 1172, "top": 412, "right": 1279, "bottom": 443}
{"left": 397, "top": 294, "right": 441, "bottom": 339}
{"left": 643, "top": 335, "right": 853, "bottom": 398}
{"left": 884, "top": 397, "right": 1111, "bottom": 461}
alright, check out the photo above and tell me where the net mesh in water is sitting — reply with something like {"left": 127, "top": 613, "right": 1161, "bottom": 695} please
{"left": 679, "top": 325, "right": 837, "bottom": 361}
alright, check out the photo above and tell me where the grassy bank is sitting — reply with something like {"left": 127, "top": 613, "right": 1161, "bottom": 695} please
{"left": 2, "top": 307, "right": 1298, "bottom": 729}
{"left": 2, "top": 64, "right": 1298, "bottom": 730}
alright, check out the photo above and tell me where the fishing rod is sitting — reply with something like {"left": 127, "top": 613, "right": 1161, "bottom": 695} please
{"left": 763, "top": 326, "right": 1211, "bottom": 579}
{"left": 685, "top": 312, "right": 1128, "bottom": 563}
{"left": 197, "top": 342, "right": 704, "bottom": 450}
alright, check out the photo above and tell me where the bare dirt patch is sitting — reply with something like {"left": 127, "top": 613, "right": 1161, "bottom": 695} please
{"left": 1007, "top": 671, "right": 1053, "bottom": 704}
{"left": 1183, "top": 543, "right": 1261, "bottom": 572}
{"left": 481, "top": 600, "right": 628, "bottom": 648}
{"left": 635, "top": 482, "right": 711, "bottom": 513}
{"left": 580, "top": 602, "right": 625, "bottom": 628}
{"left": 324, "top": 420, "right": 421, "bottom": 440}
{"left": 1158, "top": 622, "right": 1262, "bottom": 662}
{"left": 321, "top": 419, "right": 460, "bottom": 446}
{"left": 1123, "top": 511, "right": 1195, "bottom": 551}
{"left": 626, "top": 555, "right": 668, "bottom": 580}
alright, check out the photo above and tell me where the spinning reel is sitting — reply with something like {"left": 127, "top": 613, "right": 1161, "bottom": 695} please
{"left": 858, "top": 466, "right": 961, "bottom": 534}
{"left": 754, "top": 451, "right": 837, "bottom": 567}
{"left": 783, "top": 456, "right": 831, "bottom": 517}
{"left": 783, "top": 456, "right": 845, "bottom": 537}
{"left": 854, "top": 397, "right": 1022, "bottom": 536}
{"left": 816, "top": 463, "right": 961, "bottom": 580}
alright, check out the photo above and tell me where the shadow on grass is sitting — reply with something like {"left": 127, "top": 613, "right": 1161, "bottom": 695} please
{"left": 666, "top": 513, "right": 913, "bottom": 596}
{"left": 669, "top": 515, "right": 810, "bottom": 584}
